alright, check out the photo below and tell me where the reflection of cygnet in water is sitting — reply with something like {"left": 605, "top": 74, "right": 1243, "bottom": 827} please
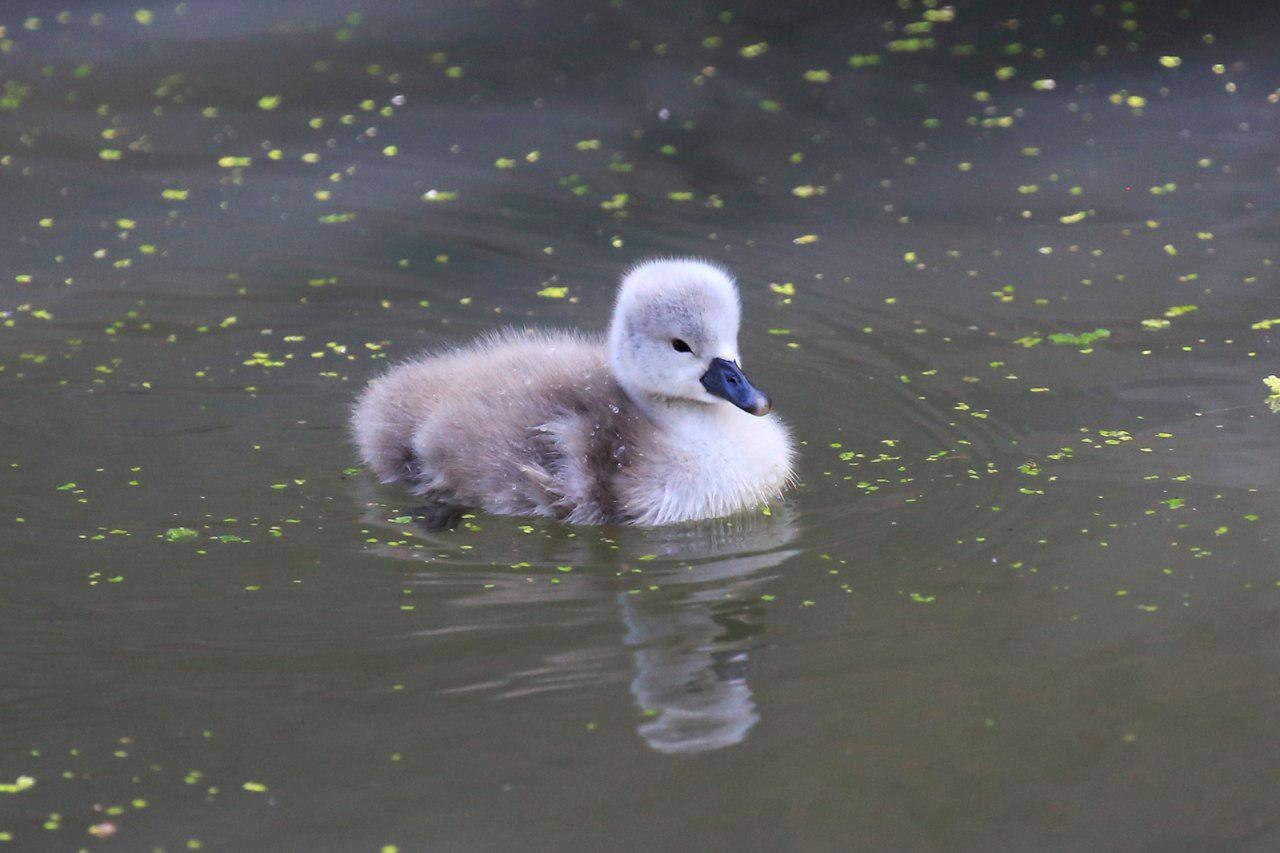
{"left": 618, "top": 505, "right": 798, "bottom": 755}
{"left": 623, "top": 577, "right": 761, "bottom": 754}
{"left": 352, "top": 477, "right": 798, "bottom": 755}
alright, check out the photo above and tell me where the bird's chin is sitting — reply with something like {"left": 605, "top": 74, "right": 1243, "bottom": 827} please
{"left": 719, "top": 396, "right": 771, "bottom": 416}
{"left": 703, "top": 395, "right": 768, "bottom": 416}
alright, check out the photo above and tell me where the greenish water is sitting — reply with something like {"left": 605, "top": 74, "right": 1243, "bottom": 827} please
{"left": 2, "top": 0, "right": 1279, "bottom": 848}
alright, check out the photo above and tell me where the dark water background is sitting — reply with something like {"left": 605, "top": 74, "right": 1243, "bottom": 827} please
{"left": 2, "top": 0, "right": 1279, "bottom": 848}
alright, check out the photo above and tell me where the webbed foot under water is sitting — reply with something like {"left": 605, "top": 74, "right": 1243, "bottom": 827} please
{"left": 351, "top": 258, "right": 795, "bottom": 525}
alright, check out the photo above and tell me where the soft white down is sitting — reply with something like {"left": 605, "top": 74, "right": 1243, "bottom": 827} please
{"left": 351, "top": 258, "right": 795, "bottom": 525}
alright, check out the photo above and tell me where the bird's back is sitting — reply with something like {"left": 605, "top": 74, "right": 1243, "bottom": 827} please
{"left": 352, "top": 329, "right": 641, "bottom": 521}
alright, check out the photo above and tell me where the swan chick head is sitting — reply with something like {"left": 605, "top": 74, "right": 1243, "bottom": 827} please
{"left": 608, "top": 258, "right": 771, "bottom": 416}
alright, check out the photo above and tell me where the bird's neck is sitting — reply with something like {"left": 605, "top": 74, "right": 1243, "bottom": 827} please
{"left": 633, "top": 394, "right": 743, "bottom": 451}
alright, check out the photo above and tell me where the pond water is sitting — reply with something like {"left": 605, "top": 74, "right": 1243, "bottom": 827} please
{"left": 2, "top": 0, "right": 1279, "bottom": 848}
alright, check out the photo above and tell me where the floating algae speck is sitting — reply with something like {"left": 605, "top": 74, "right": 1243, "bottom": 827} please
{"left": 1265, "top": 376, "right": 1280, "bottom": 413}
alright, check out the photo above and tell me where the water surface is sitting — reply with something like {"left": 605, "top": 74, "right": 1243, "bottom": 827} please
{"left": 2, "top": 0, "right": 1280, "bottom": 848}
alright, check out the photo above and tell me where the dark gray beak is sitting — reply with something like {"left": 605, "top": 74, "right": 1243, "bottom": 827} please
{"left": 700, "top": 357, "right": 772, "bottom": 416}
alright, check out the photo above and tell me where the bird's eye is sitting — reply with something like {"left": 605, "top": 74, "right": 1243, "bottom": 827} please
{"left": 671, "top": 338, "right": 692, "bottom": 353}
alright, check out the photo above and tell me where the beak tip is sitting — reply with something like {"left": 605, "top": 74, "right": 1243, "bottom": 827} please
{"left": 751, "top": 396, "right": 773, "bottom": 416}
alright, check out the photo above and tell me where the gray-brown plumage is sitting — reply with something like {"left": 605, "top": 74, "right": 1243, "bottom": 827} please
{"left": 351, "top": 259, "right": 795, "bottom": 526}
{"left": 355, "top": 329, "right": 642, "bottom": 523}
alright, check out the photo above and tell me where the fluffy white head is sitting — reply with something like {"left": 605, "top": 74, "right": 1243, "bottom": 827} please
{"left": 608, "top": 258, "right": 751, "bottom": 410}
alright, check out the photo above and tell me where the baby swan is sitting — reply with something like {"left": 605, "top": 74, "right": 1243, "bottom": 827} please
{"left": 351, "top": 258, "right": 794, "bottom": 526}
